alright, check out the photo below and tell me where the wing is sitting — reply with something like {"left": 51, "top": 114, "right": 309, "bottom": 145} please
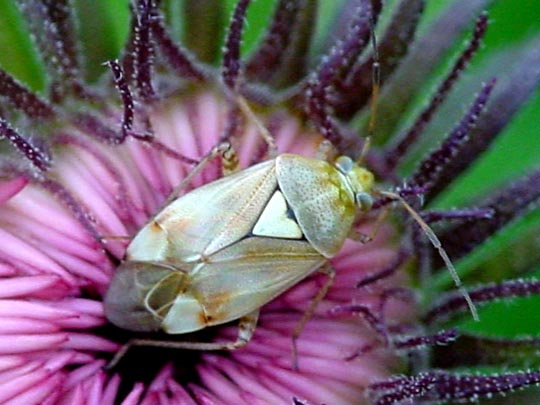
{"left": 276, "top": 154, "right": 355, "bottom": 258}
{"left": 162, "top": 236, "right": 324, "bottom": 332}
{"left": 104, "top": 260, "right": 188, "bottom": 333}
{"left": 126, "top": 159, "right": 277, "bottom": 262}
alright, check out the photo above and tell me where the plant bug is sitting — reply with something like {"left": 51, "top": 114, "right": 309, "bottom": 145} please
{"left": 104, "top": 10, "right": 478, "bottom": 368}
{"left": 103, "top": 109, "right": 378, "bottom": 367}
{"left": 103, "top": 95, "right": 477, "bottom": 369}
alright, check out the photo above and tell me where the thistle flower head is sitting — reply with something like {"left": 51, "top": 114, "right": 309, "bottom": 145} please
{"left": 0, "top": 0, "right": 539, "bottom": 404}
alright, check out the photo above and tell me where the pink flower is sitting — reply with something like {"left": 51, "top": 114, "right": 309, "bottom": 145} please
{"left": 0, "top": 1, "right": 539, "bottom": 404}
{"left": 0, "top": 89, "right": 412, "bottom": 403}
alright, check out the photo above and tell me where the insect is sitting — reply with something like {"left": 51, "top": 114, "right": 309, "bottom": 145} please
{"left": 103, "top": 100, "right": 378, "bottom": 367}
{"left": 103, "top": 93, "right": 477, "bottom": 368}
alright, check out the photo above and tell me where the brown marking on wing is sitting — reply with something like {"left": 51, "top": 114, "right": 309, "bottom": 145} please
{"left": 198, "top": 310, "right": 209, "bottom": 326}
{"left": 145, "top": 220, "right": 162, "bottom": 233}
{"left": 198, "top": 290, "right": 235, "bottom": 326}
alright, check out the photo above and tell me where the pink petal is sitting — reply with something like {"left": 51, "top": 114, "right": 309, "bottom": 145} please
{"left": 3, "top": 373, "right": 63, "bottom": 405}
{"left": 101, "top": 374, "right": 121, "bottom": 405}
{"left": 0, "top": 228, "right": 77, "bottom": 284}
{"left": 260, "top": 364, "right": 349, "bottom": 404}
{"left": 189, "top": 384, "right": 222, "bottom": 405}
{"left": 61, "top": 333, "right": 118, "bottom": 352}
{"left": 0, "top": 333, "right": 68, "bottom": 354}
{"left": 62, "top": 154, "right": 127, "bottom": 218}
{"left": 195, "top": 93, "right": 225, "bottom": 153}
{"left": 86, "top": 373, "right": 106, "bottom": 405}
{"left": 139, "top": 390, "right": 160, "bottom": 405}
{"left": 0, "top": 207, "right": 106, "bottom": 263}
{"left": 150, "top": 110, "right": 188, "bottom": 190}
{"left": 120, "top": 382, "right": 145, "bottom": 405}
{"left": 197, "top": 365, "right": 247, "bottom": 404}
{"left": 202, "top": 358, "right": 284, "bottom": 404}
{"left": 58, "top": 383, "right": 84, "bottom": 405}
{"left": 147, "top": 363, "right": 173, "bottom": 392}
{"left": 56, "top": 160, "right": 129, "bottom": 237}
{"left": 126, "top": 140, "right": 169, "bottom": 196}
{"left": 44, "top": 351, "right": 78, "bottom": 372}
{"left": 37, "top": 244, "right": 110, "bottom": 286}
{"left": 10, "top": 187, "right": 93, "bottom": 245}
{"left": 63, "top": 361, "right": 106, "bottom": 390}
{"left": 0, "top": 361, "right": 41, "bottom": 383}
{"left": 55, "top": 313, "right": 106, "bottom": 329}
{"left": 53, "top": 298, "right": 104, "bottom": 316}
{"left": 0, "top": 275, "right": 65, "bottom": 298}
{"left": 166, "top": 379, "right": 198, "bottom": 405}
{"left": 0, "top": 317, "right": 59, "bottom": 334}
{"left": 0, "top": 365, "right": 50, "bottom": 402}
{"left": 167, "top": 106, "right": 201, "bottom": 172}
{"left": 42, "top": 388, "right": 63, "bottom": 405}
{"left": 0, "top": 355, "right": 25, "bottom": 372}
{"left": 0, "top": 300, "right": 77, "bottom": 320}
{"left": 0, "top": 263, "right": 16, "bottom": 276}
{"left": 104, "top": 148, "right": 159, "bottom": 224}
{"left": 0, "top": 177, "right": 28, "bottom": 204}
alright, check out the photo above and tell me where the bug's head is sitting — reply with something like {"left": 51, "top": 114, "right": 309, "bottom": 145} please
{"left": 334, "top": 155, "right": 375, "bottom": 211}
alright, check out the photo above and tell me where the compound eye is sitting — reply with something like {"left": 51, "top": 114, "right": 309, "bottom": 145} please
{"left": 356, "top": 192, "right": 373, "bottom": 211}
{"left": 335, "top": 155, "right": 353, "bottom": 173}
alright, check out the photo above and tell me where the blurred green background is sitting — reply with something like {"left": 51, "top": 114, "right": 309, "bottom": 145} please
{"left": 0, "top": 0, "right": 538, "bottom": 365}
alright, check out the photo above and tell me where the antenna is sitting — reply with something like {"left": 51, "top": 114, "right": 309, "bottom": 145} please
{"left": 358, "top": 14, "right": 380, "bottom": 164}
{"left": 379, "top": 190, "right": 479, "bottom": 321}
{"left": 368, "top": 15, "right": 380, "bottom": 138}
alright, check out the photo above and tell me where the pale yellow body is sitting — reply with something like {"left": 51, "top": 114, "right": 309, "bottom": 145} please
{"left": 104, "top": 153, "right": 374, "bottom": 335}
